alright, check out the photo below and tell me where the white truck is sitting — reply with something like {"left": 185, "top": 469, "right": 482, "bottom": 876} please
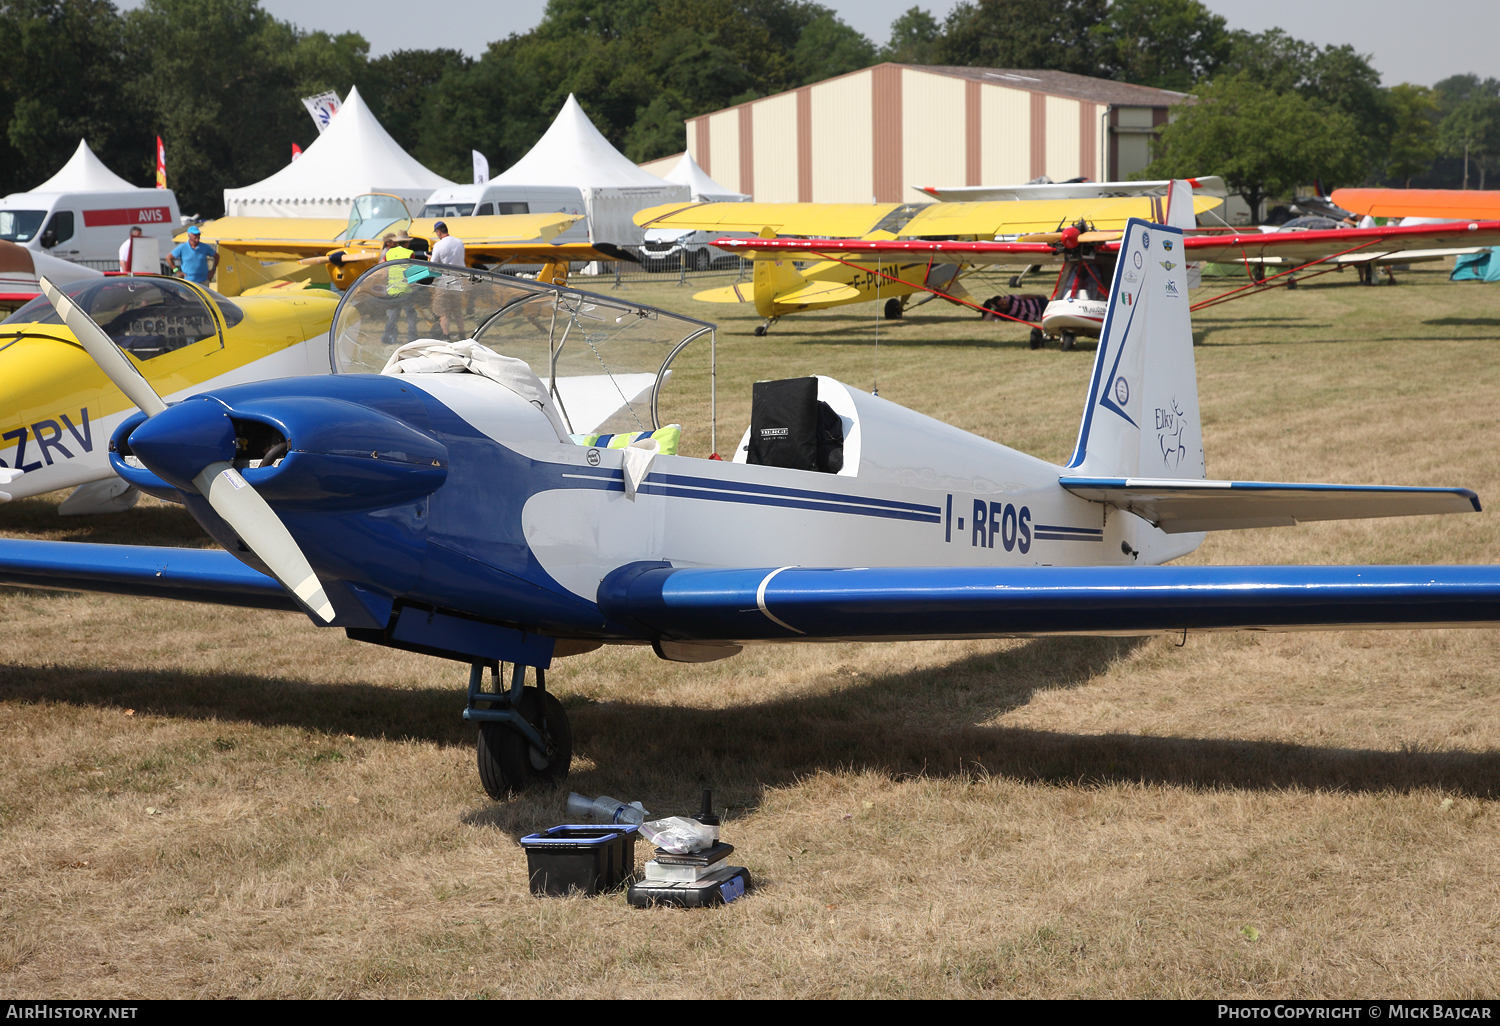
{"left": 0, "top": 141, "right": 182, "bottom": 271}
{"left": 422, "top": 184, "right": 589, "bottom": 245}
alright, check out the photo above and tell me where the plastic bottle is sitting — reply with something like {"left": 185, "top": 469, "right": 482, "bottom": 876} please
{"left": 565, "top": 792, "right": 648, "bottom": 826}
{"left": 697, "top": 788, "right": 721, "bottom": 843}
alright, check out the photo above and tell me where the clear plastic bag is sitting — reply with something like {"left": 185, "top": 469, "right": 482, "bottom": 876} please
{"left": 640, "top": 816, "right": 716, "bottom": 853}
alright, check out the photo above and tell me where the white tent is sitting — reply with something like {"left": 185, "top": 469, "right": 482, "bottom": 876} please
{"left": 29, "top": 140, "right": 140, "bottom": 193}
{"left": 222, "top": 86, "right": 454, "bottom": 218}
{"left": 492, "top": 94, "right": 688, "bottom": 245}
{"left": 660, "top": 151, "right": 749, "bottom": 202}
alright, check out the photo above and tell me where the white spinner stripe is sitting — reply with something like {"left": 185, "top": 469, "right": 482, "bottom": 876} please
{"left": 756, "top": 566, "right": 804, "bottom": 635}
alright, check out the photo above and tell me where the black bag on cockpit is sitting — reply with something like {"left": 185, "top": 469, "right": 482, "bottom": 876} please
{"left": 748, "top": 377, "right": 844, "bottom": 474}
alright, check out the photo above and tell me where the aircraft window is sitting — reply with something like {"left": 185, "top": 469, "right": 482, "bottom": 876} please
{"left": 40, "top": 211, "right": 75, "bottom": 247}
{"left": 420, "top": 203, "right": 474, "bottom": 218}
{"left": 0, "top": 277, "right": 221, "bottom": 359}
{"left": 497, "top": 202, "right": 529, "bottom": 215}
{"left": 0, "top": 210, "right": 46, "bottom": 242}
{"left": 476, "top": 203, "right": 494, "bottom": 216}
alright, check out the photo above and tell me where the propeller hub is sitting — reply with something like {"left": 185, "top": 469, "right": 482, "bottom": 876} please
{"left": 1061, "top": 226, "right": 1081, "bottom": 249}
{"left": 125, "top": 398, "right": 237, "bottom": 493}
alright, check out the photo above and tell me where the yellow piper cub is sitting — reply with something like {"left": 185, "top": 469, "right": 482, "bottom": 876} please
{"left": 0, "top": 274, "right": 337, "bottom": 513}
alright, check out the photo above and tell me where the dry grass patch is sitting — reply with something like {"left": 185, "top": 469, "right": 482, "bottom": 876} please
{"left": 3, "top": 264, "right": 1500, "bottom": 996}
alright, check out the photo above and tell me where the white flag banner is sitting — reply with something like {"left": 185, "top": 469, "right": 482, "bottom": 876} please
{"left": 302, "top": 91, "right": 342, "bottom": 134}
{"left": 472, "top": 150, "right": 489, "bottom": 185}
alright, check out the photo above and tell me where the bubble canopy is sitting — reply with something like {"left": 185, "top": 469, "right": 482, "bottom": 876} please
{"left": 330, "top": 260, "right": 716, "bottom": 444}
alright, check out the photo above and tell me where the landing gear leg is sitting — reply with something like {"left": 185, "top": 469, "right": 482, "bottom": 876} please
{"left": 469, "top": 661, "right": 572, "bottom": 798}
{"left": 1060, "top": 331, "right": 1076, "bottom": 351}
{"left": 1028, "top": 327, "right": 1045, "bottom": 350}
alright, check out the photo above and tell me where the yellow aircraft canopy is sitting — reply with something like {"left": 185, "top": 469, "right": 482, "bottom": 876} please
{"left": 634, "top": 202, "right": 905, "bottom": 238}
{"left": 896, "top": 195, "right": 1223, "bottom": 238}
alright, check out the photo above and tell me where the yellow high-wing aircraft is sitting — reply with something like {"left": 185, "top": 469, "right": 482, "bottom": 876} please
{"left": 199, "top": 193, "right": 627, "bottom": 296}
{"left": 0, "top": 274, "right": 339, "bottom": 513}
{"left": 634, "top": 192, "right": 1223, "bottom": 334}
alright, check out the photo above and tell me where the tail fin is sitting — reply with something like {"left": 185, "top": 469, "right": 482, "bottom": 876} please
{"left": 1165, "top": 179, "right": 1204, "bottom": 288}
{"left": 752, "top": 251, "right": 809, "bottom": 319}
{"left": 1067, "top": 218, "right": 1204, "bottom": 482}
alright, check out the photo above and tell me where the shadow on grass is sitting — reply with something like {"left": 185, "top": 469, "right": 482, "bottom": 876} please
{"left": 1424, "top": 317, "right": 1500, "bottom": 328}
{"left": 10, "top": 633, "right": 1500, "bottom": 823}
{"left": 0, "top": 495, "right": 209, "bottom": 547}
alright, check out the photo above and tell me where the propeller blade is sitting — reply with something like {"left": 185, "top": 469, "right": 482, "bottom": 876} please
{"left": 40, "top": 279, "right": 335, "bottom": 624}
{"left": 192, "top": 461, "right": 335, "bottom": 623}
{"left": 39, "top": 277, "right": 167, "bottom": 418}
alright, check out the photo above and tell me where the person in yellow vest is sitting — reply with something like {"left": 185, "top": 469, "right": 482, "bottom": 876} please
{"left": 380, "top": 232, "right": 420, "bottom": 345}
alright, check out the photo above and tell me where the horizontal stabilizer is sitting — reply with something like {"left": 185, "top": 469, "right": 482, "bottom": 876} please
{"left": 0, "top": 540, "right": 299, "bottom": 610}
{"left": 1059, "top": 477, "right": 1480, "bottom": 533}
{"left": 598, "top": 562, "right": 1500, "bottom": 643}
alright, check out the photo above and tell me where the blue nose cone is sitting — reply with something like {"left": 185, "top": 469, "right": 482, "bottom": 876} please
{"left": 125, "top": 398, "right": 238, "bottom": 492}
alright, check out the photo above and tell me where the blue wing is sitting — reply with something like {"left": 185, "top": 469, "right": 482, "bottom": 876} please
{"left": 0, "top": 540, "right": 298, "bottom": 611}
{"left": 599, "top": 562, "right": 1500, "bottom": 643}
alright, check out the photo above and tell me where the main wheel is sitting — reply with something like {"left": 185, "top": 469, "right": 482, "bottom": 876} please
{"left": 1028, "top": 328, "right": 1044, "bottom": 350}
{"left": 1060, "top": 331, "right": 1076, "bottom": 351}
{"left": 477, "top": 687, "right": 572, "bottom": 798}
{"left": 883, "top": 298, "right": 903, "bottom": 320}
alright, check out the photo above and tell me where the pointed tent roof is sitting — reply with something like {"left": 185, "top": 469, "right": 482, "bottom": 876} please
{"left": 32, "top": 140, "right": 139, "bottom": 193}
{"left": 222, "top": 86, "right": 455, "bottom": 217}
{"left": 661, "top": 151, "right": 749, "bottom": 202}
{"left": 494, "top": 94, "right": 675, "bottom": 189}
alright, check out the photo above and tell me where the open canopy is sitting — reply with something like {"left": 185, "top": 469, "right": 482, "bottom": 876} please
{"left": 659, "top": 152, "right": 748, "bottom": 203}
{"left": 491, "top": 94, "right": 687, "bottom": 245}
{"left": 223, "top": 86, "right": 454, "bottom": 218}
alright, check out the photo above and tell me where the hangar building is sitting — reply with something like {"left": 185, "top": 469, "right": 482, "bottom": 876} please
{"left": 665, "top": 64, "right": 1186, "bottom": 203}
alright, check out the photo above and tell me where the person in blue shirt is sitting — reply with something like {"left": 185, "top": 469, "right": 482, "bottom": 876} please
{"left": 170, "top": 225, "right": 218, "bottom": 284}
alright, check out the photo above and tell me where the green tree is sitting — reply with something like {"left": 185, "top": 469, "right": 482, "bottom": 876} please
{"left": 124, "top": 0, "right": 382, "bottom": 217}
{"left": 1385, "top": 83, "right": 1439, "bottom": 188}
{"left": 363, "top": 49, "right": 473, "bottom": 155}
{"left": 1221, "top": 28, "right": 1389, "bottom": 174}
{"left": 416, "top": 0, "right": 875, "bottom": 175}
{"left": 1091, "top": 0, "right": 1229, "bottom": 91}
{"left": 0, "top": 0, "right": 143, "bottom": 194}
{"left": 882, "top": 6, "right": 941, "bottom": 64}
{"left": 791, "top": 12, "right": 876, "bottom": 85}
{"left": 1144, "top": 72, "right": 1366, "bottom": 220}
{"left": 1440, "top": 95, "right": 1500, "bottom": 189}
{"left": 934, "top": 0, "right": 1108, "bottom": 76}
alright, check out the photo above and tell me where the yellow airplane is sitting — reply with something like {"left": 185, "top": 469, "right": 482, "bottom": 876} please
{"left": 634, "top": 191, "right": 1222, "bottom": 335}
{"left": 198, "top": 193, "right": 625, "bottom": 296}
{"left": 0, "top": 273, "right": 339, "bottom": 513}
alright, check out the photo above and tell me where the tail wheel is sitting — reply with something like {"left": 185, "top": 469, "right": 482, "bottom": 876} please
{"left": 477, "top": 686, "right": 572, "bottom": 798}
{"left": 883, "top": 298, "right": 903, "bottom": 321}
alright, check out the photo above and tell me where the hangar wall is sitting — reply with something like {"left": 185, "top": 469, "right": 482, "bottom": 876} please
{"left": 686, "top": 63, "right": 1184, "bottom": 203}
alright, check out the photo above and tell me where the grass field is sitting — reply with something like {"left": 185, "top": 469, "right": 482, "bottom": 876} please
{"left": 4, "top": 263, "right": 1500, "bottom": 997}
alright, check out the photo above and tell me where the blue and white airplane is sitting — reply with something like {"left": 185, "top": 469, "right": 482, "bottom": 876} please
{"left": 2, "top": 217, "right": 1498, "bottom": 798}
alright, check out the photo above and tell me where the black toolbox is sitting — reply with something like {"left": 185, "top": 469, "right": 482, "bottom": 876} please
{"left": 519, "top": 824, "right": 638, "bottom": 896}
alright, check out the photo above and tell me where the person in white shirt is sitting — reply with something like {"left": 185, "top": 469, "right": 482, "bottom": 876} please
{"left": 428, "top": 221, "right": 467, "bottom": 339}
{"left": 118, "top": 226, "right": 143, "bottom": 273}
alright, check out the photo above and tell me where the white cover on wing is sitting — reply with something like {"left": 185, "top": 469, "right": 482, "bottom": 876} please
{"left": 223, "top": 87, "right": 455, "bottom": 218}
{"left": 380, "top": 339, "right": 569, "bottom": 441}
{"left": 491, "top": 94, "right": 688, "bottom": 245}
{"left": 660, "top": 152, "right": 749, "bottom": 202}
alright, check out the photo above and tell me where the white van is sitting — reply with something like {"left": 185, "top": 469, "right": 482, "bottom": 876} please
{"left": 421, "top": 184, "right": 589, "bottom": 245}
{"left": 0, "top": 188, "right": 182, "bottom": 271}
